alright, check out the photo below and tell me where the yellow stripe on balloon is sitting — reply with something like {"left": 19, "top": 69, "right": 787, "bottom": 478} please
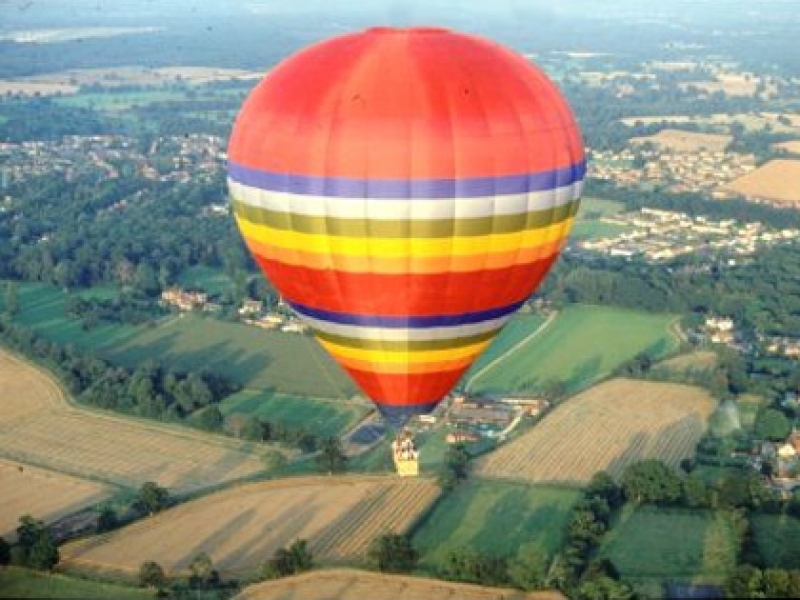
{"left": 235, "top": 214, "right": 575, "bottom": 259}
{"left": 244, "top": 235, "right": 566, "bottom": 274}
{"left": 318, "top": 338, "right": 491, "bottom": 364}
{"left": 335, "top": 354, "right": 478, "bottom": 374}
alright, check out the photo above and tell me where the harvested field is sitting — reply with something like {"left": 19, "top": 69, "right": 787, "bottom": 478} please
{"left": 721, "top": 159, "right": 800, "bottom": 205}
{"left": 775, "top": 141, "right": 800, "bottom": 154}
{"left": 236, "top": 568, "right": 563, "bottom": 600}
{"left": 60, "top": 476, "right": 440, "bottom": 577}
{"left": 0, "top": 349, "right": 271, "bottom": 493}
{"left": 14, "top": 66, "right": 261, "bottom": 89}
{"left": 656, "top": 351, "right": 718, "bottom": 373}
{"left": 0, "top": 459, "right": 110, "bottom": 540}
{"left": 0, "top": 81, "right": 79, "bottom": 96}
{"left": 475, "top": 379, "right": 715, "bottom": 484}
{"left": 630, "top": 128, "right": 732, "bottom": 152}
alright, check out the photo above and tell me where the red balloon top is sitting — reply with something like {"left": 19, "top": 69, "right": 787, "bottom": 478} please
{"left": 228, "top": 27, "right": 584, "bottom": 181}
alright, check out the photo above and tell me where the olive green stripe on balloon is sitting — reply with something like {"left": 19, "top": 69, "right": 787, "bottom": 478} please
{"left": 230, "top": 197, "right": 580, "bottom": 239}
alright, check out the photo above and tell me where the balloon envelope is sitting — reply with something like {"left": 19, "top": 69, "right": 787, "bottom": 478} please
{"left": 227, "top": 27, "right": 584, "bottom": 425}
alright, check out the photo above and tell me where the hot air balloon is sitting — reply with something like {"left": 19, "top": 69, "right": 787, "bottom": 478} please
{"left": 227, "top": 27, "right": 585, "bottom": 430}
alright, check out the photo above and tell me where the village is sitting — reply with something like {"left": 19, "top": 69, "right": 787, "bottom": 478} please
{"left": 590, "top": 144, "right": 757, "bottom": 195}
{"left": 159, "top": 287, "right": 310, "bottom": 334}
{"left": 577, "top": 207, "right": 800, "bottom": 263}
{"left": 0, "top": 132, "right": 225, "bottom": 189}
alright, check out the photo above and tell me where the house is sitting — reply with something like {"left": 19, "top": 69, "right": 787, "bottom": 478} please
{"left": 160, "top": 288, "right": 208, "bottom": 311}
{"left": 446, "top": 431, "right": 479, "bottom": 444}
{"left": 238, "top": 299, "right": 263, "bottom": 316}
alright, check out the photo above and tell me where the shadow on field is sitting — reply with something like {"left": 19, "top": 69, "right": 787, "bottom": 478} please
{"left": 604, "top": 413, "right": 705, "bottom": 479}
{"left": 107, "top": 331, "right": 272, "bottom": 386}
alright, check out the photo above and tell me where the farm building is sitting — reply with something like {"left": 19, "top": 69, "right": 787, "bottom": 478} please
{"left": 446, "top": 401, "right": 515, "bottom": 428}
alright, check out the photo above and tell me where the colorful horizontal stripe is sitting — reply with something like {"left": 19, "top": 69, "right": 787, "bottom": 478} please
{"left": 228, "top": 176, "right": 583, "bottom": 219}
{"left": 226, "top": 27, "right": 585, "bottom": 423}
{"left": 227, "top": 160, "right": 586, "bottom": 199}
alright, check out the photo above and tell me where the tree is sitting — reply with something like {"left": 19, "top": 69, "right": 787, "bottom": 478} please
{"left": 585, "top": 472, "right": 622, "bottom": 509}
{"left": 316, "top": 437, "right": 347, "bottom": 474}
{"left": 138, "top": 561, "right": 167, "bottom": 590}
{"left": 621, "top": 460, "right": 682, "bottom": 505}
{"left": 368, "top": 533, "right": 418, "bottom": 573}
{"left": 135, "top": 482, "right": 170, "bottom": 515}
{"left": 682, "top": 473, "right": 709, "bottom": 508}
{"left": 188, "top": 552, "right": 220, "bottom": 589}
{"left": 439, "top": 443, "right": 471, "bottom": 489}
{"left": 96, "top": 504, "right": 118, "bottom": 533}
{"left": 3, "top": 282, "right": 19, "bottom": 317}
{"left": 754, "top": 408, "right": 791, "bottom": 441}
{"left": 508, "top": 544, "right": 548, "bottom": 591}
{"left": 725, "top": 565, "right": 764, "bottom": 598}
{"left": 0, "top": 537, "right": 10, "bottom": 566}
{"left": 27, "top": 535, "right": 59, "bottom": 571}
{"left": 197, "top": 406, "right": 223, "bottom": 432}
{"left": 263, "top": 539, "right": 313, "bottom": 579}
{"left": 13, "top": 516, "right": 58, "bottom": 571}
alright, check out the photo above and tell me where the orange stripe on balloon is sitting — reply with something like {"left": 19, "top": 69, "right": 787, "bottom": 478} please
{"left": 244, "top": 236, "right": 565, "bottom": 274}
{"left": 344, "top": 366, "right": 467, "bottom": 406}
{"left": 254, "top": 253, "right": 558, "bottom": 317}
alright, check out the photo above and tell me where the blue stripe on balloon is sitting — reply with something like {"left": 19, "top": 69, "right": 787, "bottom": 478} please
{"left": 227, "top": 160, "right": 586, "bottom": 199}
{"left": 288, "top": 299, "right": 526, "bottom": 328}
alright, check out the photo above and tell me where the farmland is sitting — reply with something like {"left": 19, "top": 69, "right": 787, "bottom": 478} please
{"left": 630, "top": 128, "right": 732, "bottom": 152}
{"left": 237, "top": 568, "right": 564, "bottom": 600}
{"left": 721, "top": 159, "right": 800, "bottom": 206}
{"left": 751, "top": 514, "right": 800, "bottom": 570}
{"left": 0, "top": 348, "right": 271, "bottom": 493}
{"left": 465, "top": 306, "right": 679, "bottom": 395}
{"left": 474, "top": 379, "right": 716, "bottom": 484}
{"left": 220, "top": 390, "right": 371, "bottom": 439}
{"left": 599, "top": 506, "right": 739, "bottom": 589}
{"left": 60, "top": 476, "right": 440, "bottom": 577}
{"left": 0, "top": 566, "right": 151, "bottom": 599}
{"left": 0, "top": 459, "right": 110, "bottom": 540}
{"left": 9, "top": 282, "right": 357, "bottom": 398}
{"left": 412, "top": 481, "right": 579, "bottom": 570}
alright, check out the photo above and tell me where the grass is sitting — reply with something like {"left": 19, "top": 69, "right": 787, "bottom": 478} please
{"left": 220, "top": 389, "right": 370, "bottom": 438}
{"left": 412, "top": 480, "right": 579, "bottom": 570}
{"left": 571, "top": 196, "right": 629, "bottom": 240}
{"left": 751, "top": 514, "right": 800, "bottom": 569}
{"left": 0, "top": 567, "right": 152, "bottom": 599}
{"left": 466, "top": 313, "right": 546, "bottom": 374}
{"left": 176, "top": 266, "right": 235, "bottom": 298}
{"left": 599, "top": 505, "right": 739, "bottom": 582}
{"left": 6, "top": 282, "right": 357, "bottom": 398}
{"left": 465, "top": 305, "right": 679, "bottom": 395}
{"left": 570, "top": 220, "right": 629, "bottom": 240}
{"left": 56, "top": 90, "right": 188, "bottom": 111}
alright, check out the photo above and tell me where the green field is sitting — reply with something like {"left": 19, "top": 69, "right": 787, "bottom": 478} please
{"left": 571, "top": 196, "right": 629, "bottom": 240}
{"left": 465, "top": 305, "right": 679, "bottom": 394}
{"left": 176, "top": 266, "right": 235, "bottom": 298}
{"left": 220, "top": 389, "right": 370, "bottom": 438}
{"left": 579, "top": 197, "right": 626, "bottom": 217}
{"left": 570, "top": 219, "right": 630, "bottom": 240}
{"left": 412, "top": 480, "right": 579, "bottom": 570}
{"left": 751, "top": 514, "right": 800, "bottom": 569}
{"left": 6, "top": 282, "right": 357, "bottom": 398}
{"left": 599, "top": 506, "right": 739, "bottom": 583}
{"left": 0, "top": 567, "right": 151, "bottom": 599}
{"left": 466, "top": 313, "right": 546, "bottom": 377}
{"left": 56, "top": 90, "right": 189, "bottom": 111}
